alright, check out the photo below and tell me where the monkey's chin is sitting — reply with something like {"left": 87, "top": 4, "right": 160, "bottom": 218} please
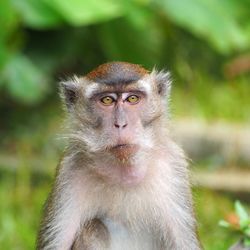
{"left": 100, "top": 144, "right": 146, "bottom": 186}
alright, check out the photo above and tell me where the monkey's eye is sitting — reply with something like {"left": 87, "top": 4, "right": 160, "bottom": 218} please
{"left": 126, "top": 95, "right": 140, "bottom": 104}
{"left": 100, "top": 96, "right": 115, "bottom": 105}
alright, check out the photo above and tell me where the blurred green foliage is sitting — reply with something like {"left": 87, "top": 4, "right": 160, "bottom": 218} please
{"left": 194, "top": 188, "right": 243, "bottom": 250}
{"left": 0, "top": 167, "right": 51, "bottom": 249}
{"left": 0, "top": 0, "right": 250, "bottom": 107}
{"left": 219, "top": 201, "right": 250, "bottom": 247}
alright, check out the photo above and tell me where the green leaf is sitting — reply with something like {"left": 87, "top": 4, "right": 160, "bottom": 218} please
{"left": 97, "top": 6, "right": 164, "bottom": 68}
{"left": 244, "top": 228, "right": 250, "bottom": 237}
{"left": 45, "top": 0, "right": 125, "bottom": 26}
{"left": 0, "top": 1, "right": 19, "bottom": 72}
{"left": 11, "top": 0, "right": 63, "bottom": 28}
{"left": 218, "top": 220, "right": 230, "bottom": 228}
{"left": 3, "top": 54, "right": 49, "bottom": 104}
{"left": 157, "top": 0, "right": 248, "bottom": 53}
{"left": 241, "top": 219, "right": 250, "bottom": 230}
{"left": 235, "top": 201, "right": 249, "bottom": 226}
{"left": 0, "top": 0, "right": 18, "bottom": 38}
{"left": 243, "top": 237, "right": 250, "bottom": 247}
{"left": 0, "top": 41, "right": 10, "bottom": 72}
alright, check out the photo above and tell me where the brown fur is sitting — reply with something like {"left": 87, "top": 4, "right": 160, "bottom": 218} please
{"left": 86, "top": 62, "right": 149, "bottom": 85}
{"left": 71, "top": 219, "right": 110, "bottom": 250}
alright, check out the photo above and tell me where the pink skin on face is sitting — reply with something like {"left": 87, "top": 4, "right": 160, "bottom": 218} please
{"left": 93, "top": 91, "right": 149, "bottom": 186}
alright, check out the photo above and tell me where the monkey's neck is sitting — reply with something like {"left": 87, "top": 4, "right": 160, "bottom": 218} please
{"left": 96, "top": 152, "right": 149, "bottom": 186}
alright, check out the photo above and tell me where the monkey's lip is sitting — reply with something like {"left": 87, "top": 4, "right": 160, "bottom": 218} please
{"left": 113, "top": 144, "right": 133, "bottom": 148}
{"left": 110, "top": 144, "right": 139, "bottom": 160}
{"left": 112, "top": 144, "right": 138, "bottom": 151}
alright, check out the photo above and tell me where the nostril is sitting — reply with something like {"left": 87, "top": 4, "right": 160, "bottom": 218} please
{"left": 114, "top": 123, "right": 127, "bottom": 129}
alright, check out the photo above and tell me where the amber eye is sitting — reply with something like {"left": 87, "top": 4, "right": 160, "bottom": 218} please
{"left": 126, "top": 95, "right": 139, "bottom": 104}
{"left": 100, "top": 96, "right": 115, "bottom": 105}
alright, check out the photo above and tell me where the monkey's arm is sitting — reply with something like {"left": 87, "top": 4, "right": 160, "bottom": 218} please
{"left": 156, "top": 157, "right": 202, "bottom": 250}
{"left": 155, "top": 190, "right": 201, "bottom": 250}
{"left": 36, "top": 165, "right": 86, "bottom": 250}
{"left": 71, "top": 218, "right": 110, "bottom": 250}
{"left": 163, "top": 208, "right": 201, "bottom": 249}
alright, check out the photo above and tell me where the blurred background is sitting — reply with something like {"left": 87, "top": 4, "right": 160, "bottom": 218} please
{"left": 0, "top": 0, "right": 250, "bottom": 249}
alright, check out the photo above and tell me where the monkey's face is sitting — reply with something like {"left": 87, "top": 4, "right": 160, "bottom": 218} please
{"left": 88, "top": 89, "right": 149, "bottom": 160}
{"left": 60, "top": 62, "right": 171, "bottom": 184}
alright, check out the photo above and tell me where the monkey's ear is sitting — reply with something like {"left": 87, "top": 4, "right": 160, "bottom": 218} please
{"left": 152, "top": 70, "right": 171, "bottom": 97}
{"left": 59, "top": 77, "right": 81, "bottom": 110}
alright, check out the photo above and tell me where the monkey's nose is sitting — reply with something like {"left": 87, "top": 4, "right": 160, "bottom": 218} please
{"left": 114, "top": 123, "right": 128, "bottom": 129}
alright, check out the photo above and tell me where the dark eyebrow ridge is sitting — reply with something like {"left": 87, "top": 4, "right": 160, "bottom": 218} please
{"left": 90, "top": 89, "right": 146, "bottom": 99}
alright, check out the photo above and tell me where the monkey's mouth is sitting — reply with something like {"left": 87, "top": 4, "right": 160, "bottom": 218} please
{"left": 113, "top": 144, "right": 132, "bottom": 149}
{"left": 110, "top": 144, "right": 139, "bottom": 160}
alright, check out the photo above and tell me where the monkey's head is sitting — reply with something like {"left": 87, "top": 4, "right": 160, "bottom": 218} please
{"left": 60, "top": 62, "right": 171, "bottom": 184}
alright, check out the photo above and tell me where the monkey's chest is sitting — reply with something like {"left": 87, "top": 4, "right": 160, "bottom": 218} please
{"left": 102, "top": 218, "right": 157, "bottom": 250}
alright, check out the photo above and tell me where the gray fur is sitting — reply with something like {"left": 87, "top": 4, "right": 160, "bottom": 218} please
{"left": 37, "top": 64, "right": 201, "bottom": 250}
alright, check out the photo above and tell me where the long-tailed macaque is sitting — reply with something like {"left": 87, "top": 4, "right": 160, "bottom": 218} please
{"left": 37, "top": 62, "right": 201, "bottom": 250}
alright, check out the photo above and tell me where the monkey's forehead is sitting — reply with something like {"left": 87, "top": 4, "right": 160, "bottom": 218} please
{"left": 85, "top": 62, "right": 149, "bottom": 85}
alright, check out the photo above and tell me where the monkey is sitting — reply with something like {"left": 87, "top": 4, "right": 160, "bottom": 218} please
{"left": 37, "top": 62, "right": 201, "bottom": 250}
